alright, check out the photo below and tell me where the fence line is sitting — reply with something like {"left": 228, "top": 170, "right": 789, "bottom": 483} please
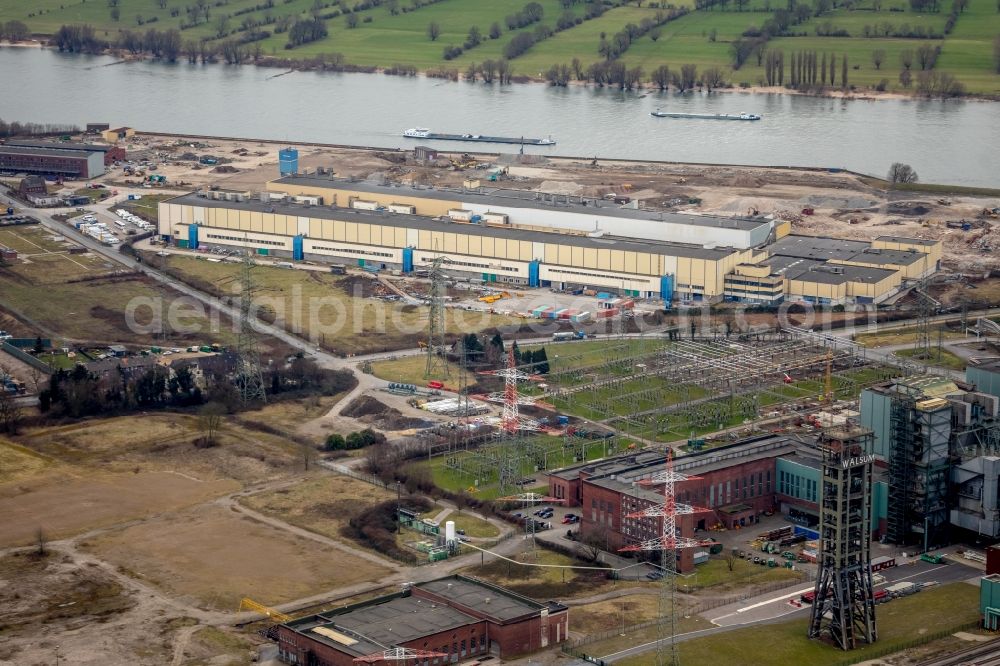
{"left": 1, "top": 341, "right": 53, "bottom": 374}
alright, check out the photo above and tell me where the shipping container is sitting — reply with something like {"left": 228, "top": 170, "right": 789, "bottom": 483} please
{"left": 351, "top": 199, "right": 380, "bottom": 211}
{"left": 388, "top": 203, "right": 415, "bottom": 214}
{"left": 870, "top": 556, "right": 896, "bottom": 571}
{"left": 447, "top": 208, "right": 474, "bottom": 222}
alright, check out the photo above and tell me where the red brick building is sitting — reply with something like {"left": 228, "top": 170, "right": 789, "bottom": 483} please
{"left": 5, "top": 139, "right": 126, "bottom": 166}
{"left": 0, "top": 145, "right": 105, "bottom": 179}
{"left": 548, "top": 434, "right": 810, "bottom": 572}
{"left": 276, "top": 576, "right": 568, "bottom": 666}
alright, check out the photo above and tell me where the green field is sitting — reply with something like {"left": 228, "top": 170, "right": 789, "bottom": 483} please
{"left": 612, "top": 582, "right": 982, "bottom": 666}
{"left": 4, "top": 0, "right": 998, "bottom": 93}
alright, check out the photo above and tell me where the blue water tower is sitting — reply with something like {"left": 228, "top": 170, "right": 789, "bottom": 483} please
{"left": 279, "top": 147, "right": 299, "bottom": 175}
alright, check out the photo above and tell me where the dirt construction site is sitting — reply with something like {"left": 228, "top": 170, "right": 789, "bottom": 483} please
{"left": 96, "top": 132, "right": 1000, "bottom": 275}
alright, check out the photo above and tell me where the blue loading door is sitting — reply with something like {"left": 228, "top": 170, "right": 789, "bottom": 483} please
{"left": 188, "top": 224, "right": 199, "bottom": 250}
{"left": 660, "top": 274, "right": 674, "bottom": 305}
{"left": 528, "top": 260, "right": 540, "bottom": 287}
{"left": 293, "top": 235, "right": 304, "bottom": 261}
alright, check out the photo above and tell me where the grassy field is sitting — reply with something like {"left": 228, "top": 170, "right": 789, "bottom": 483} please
{"left": 369, "top": 354, "right": 462, "bottom": 385}
{"left": 462, "top": 544, "right": 637, "bottom": 598}
{"left": 678, "top": 557, "right": 804, "bottom": 592}
{"left": 158, "top": 255, "right": 515, "bottom": 355}
{"left": 4, "top": 0, "right": 998, "bottom": 93}
{"left": 895, "top": 346, "right": 968, "bottom": 370}
{"left": 415, "top": 433, "right": 624, "bottom": 498}
{"left": 0, "top": 226, "right": 239, "bottom": 347}
{"left": 122, "top": 193, "right": 173, "bottom": 223}
{"left": 610, "top": 581, "right": 983, "bottom": 666}
{"left": 854, "top": 324, "right": 970, "bottom": 347}
{"left": 239, "top": 473, "right": 395, "bottom": 548}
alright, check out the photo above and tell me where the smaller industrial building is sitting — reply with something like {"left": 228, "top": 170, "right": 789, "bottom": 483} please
{"left": 276, "top": 576, "right": 568, "bottom": 666}
{"left": 4, "top": 139, "right": 126, "bottom": 166}
{"left": 0, "top": 144, "right": 105, "bottom": 179}
{"left": 547, "top": 432, "right": 891, "bottom": 572}
{"left": 101, "top": 126, "right": 135, "bottom": 143}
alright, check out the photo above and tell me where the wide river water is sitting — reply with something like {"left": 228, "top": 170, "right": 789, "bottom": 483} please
{"left": 1, "top": 47, "right": 998, "bottom": 187}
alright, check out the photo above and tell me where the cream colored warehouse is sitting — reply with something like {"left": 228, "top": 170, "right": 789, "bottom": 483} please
{"left": 157, "top": 179, "right": 941, "bottom": 306}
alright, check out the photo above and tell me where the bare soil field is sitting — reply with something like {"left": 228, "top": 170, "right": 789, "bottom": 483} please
{"left": 240, "top": 474, "right": 394, "bottom": 545}
{"left": 0, "top": 550, "right": 167, "bottom": 666}
{"left": 81, "top": 504, "right": 392, "bottom": 610}
{"left": 18, "top": 414, "right": 306, "bottom": 484}
{"left": 0, "top": 470, "right": 236, "bottom": 547}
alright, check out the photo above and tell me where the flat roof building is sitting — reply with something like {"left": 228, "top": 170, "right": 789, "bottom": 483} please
{"left": 267, "top": 175, "right": 777, "bottom": 249}
{"left": 276, "top": 576, "right": 568, "bottom": 666}
{"left": 4, "top": 139, "right": 126, "bottom": 165}
{"left": 0, "top": 144, "right": 104, "bottom": 179}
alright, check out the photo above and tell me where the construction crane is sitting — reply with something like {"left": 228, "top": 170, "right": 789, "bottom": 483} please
{"left": 238, "top": 597, "right": 291, "bottom": 623}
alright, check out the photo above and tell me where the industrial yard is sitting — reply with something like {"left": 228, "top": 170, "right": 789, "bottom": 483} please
{"left": 1, "top": 128, "right": 1000, "bottom": 666}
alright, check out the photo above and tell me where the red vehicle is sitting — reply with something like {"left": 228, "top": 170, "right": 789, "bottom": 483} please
{"left": 801, "top": 590, "right": 816, "bottom": 604}
{"left": 873, "top": 589, "right": 889, "bottom": 603}
{"left": 427, "top": 380, "right": 444, "bottom": 390}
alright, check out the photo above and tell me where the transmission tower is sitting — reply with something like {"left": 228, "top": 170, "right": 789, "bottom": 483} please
{"left": 620, "top": 451, "right": 711, "bottom": 666}
{"left": 809, "top": 426, "right": 877, "bottom": 650}
{"left": 494, "top": 346, "right": 542, "bottom": 495}
{"left": 236, "top": 248, "right": 267, "bottom": 406}
{"left": 424, "top": 256, "right": 450, "bottom": 380}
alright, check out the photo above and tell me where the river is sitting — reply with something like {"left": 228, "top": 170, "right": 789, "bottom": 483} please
{"left": 1, "top": 46, "right": 997, "bottom": 187}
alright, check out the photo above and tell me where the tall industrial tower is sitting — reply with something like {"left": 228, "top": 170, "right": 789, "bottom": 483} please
{"left": 620, "top": 452, "right": 710, "bottom": 666}
{"left": 236, "top": 249, "right": 267, "bottom": 406}
{"left": 494, "top": 346, "right": 541, "bottom": 495}
{"left": 809, "top": 426, "right": 877, "bottom": 650}
{"left": 424, "top": 256, "right": 450, "bottom": 380}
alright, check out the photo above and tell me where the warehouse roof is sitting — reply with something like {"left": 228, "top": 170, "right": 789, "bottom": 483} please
{"left": 286, "top": 596, "right": 476, "bottom": 657}
{"left": 167, "top": 193, "right": 744, "bottom": 261}
{"left": 762, "top": 256, "right": 897, "bottom": 285}
{"left": 0, "top": 145, "right": 95, "bottom": 159}
{"left": 5, "top": 139, "right": 117, "bottom": 153}
{"left": 270, "top": 175, "right": 771, "bottom": 232}
{"left": 419, "top": 576, "right": 551, "bottom": 621}
{"left": 767, "top": 235, "right": 926, "bottom": 267}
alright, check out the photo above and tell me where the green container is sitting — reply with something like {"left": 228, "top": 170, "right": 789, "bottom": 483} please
{"left": 709, "top": 542, "right": 723, "bottom": 555}
{"left": 176, "top": 239, "right": 189, "bottom": 249}
{"left": 150, "top": 346, "right": 161, "bottom": 353}
{"left": 199, "top": 346, "right": 212, "bottom": 353}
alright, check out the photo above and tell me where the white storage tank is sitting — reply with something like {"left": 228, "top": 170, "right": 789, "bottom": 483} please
{"left": 351, "top": 199, "right": 380, "bottom": 211}
{"left": 445, "top": 520, "right": 456, "bottom": 544}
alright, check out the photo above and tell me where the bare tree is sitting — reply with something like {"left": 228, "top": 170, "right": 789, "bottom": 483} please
{"left": 0, "top": 390, "right": 23, "bottom": 435}
{"left": 427, "top": 21, "right": 441, "bottom": 41}
{"left": 35, "top": 527, "right": 47, "bottom": 556}
{"left": 198, "top": 401, "right": 224, "bottom": 445}
{"left": 872, "top": 48, "right": 885, "bottom": 70}
{"left": 900, "top": 48, "right": 914, "bottom": 70}
{"left": 723, "top": 549, "right": 739, "bottom": 572}
{"left": 214, "top": 14, "right": 229, "bottom": 38}
{"left": 888, "top": 162, "right": 919, "bottom": 183}
{"left": 27, "top": 366, "right": 45, "bottom": 395}
{"left": 302, "top": 440, "right": 315, "bottom": 471}
{"left": 577, "top": 525, "right": 609, "bottom": 562}
{"left": 702, "top": 66, "right": 726, "bottom": 91}
{"left": 155, "top": 0, "right": 168, "bottom": 9}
